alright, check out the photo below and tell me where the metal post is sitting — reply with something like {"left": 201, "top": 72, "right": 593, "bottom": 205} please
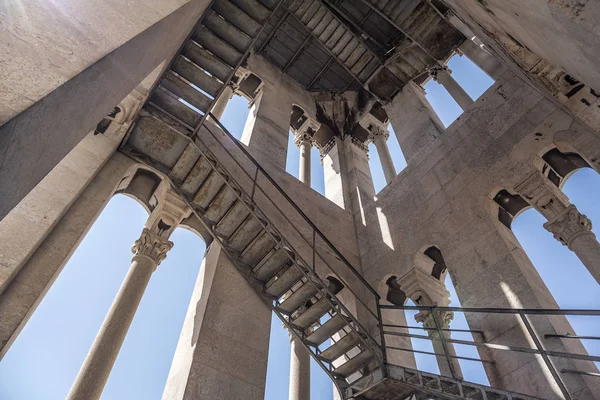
{"left": 519, "top": 312, "right": 572, "bottom": 400}
{"left": 377, "top": 298, "right": 387, "bottom": 367}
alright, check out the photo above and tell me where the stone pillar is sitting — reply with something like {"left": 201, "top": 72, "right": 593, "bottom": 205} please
{"left": 458, "top": 40, "right": 506, "bottom": 80}
{"left": 161, "top": 243, "right": 272, "bottom": 400}
{"left": 240, "top": 82, "right": 293, "bottom": 169}
{"left": 397, "top": 268, "right": 463, "bottom": 380}
{"left": 321, "top": 138, "right": 351, "bottom": 210}
{"left": 430, "top": 66, "right": 475, "bottom": 111}
{"left": 385, "top": 82, "right": 444, "bottom": 165}
{"left": 360, "top": 113, "right": 396, "bottom": 185}
{"left": 0, "top": 0, "right": 212, "bottom": 221}
{"left": 515, "top": 171, "right": 600, "bottom": 285}
{"left": 0, "top": 152, "right": 135, "bottom": 360}
{"left": 210, "top": 84, "right": 235, "bottom": 121}
{"left": 289, "top": 333, "right": 311, "bottom": 400}
{"left": 67, "top": 190, "right": 190, "bottom": 400}
{"left": 293, "top": 117, "right": 321, "bottom": 186}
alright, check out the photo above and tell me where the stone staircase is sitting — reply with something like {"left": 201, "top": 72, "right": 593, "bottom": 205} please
{"left": 285, "top": 0, "right": 382, "bottom": 85}
{"left": 146, "top": 0, "right": 280, "bottom": 131}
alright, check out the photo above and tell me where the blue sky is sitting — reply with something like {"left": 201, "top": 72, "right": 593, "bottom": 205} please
{"left": 1, "top": 54, "right": 599, "bottom": 399}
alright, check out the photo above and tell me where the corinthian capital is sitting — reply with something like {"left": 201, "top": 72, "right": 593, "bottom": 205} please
{"left": 543, "top": 204, "right": 594, "bottom": 248}
{"left": 131, "top": 228, "right": 174, "bottom": 266}
{"left": 359, "top": 113, "right": 389, "bottom": 142}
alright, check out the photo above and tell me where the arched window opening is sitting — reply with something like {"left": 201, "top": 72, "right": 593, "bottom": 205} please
{"left": 286, "top": 106, "right": 326, "bottom": 195}
{"left": 512, "top": 169, "right": 600, "bottom": 364}
{"left": 423, "top": 53, "right": 495, "bottom": 127}
{"left": 0, "top": 194, "right": 205, "bottom": 399}
{"left": 542, "top": 148, "right": 590, "bottom": 188}
{"left": 424, "top": 246, "right": 447, "bottom": 280}
{"left": 493, "top": 189, "right": 530, "bottom": 229}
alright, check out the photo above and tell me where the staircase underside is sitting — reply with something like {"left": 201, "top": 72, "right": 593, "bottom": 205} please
{"left": 349, "top": 365, "right": 541, "bottom": 400}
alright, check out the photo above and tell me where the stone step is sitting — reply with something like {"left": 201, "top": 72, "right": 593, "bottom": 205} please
{"left": 172, "top": 56, "right": 223, "bottom": 98}
{"left": 332, "top": 349, "right": 373, "bottom": 378}
{"left": 193, "top": 26, "right": 242, "bottom": 68}
{"left": 292, "top": 296, "right": 334, "bottom": 329}
{"left": 203, "top": 10, "right": 252, "bottom": 53}
{"left": 265, "top": 264, "right": 304, "bottom": 298}
{"left": 161, "top": 71, "right": 212, "bottom": 113}
{"left": 253, "top": 247, "right": 294, "bottom": 283}
{"left": 181, "top": 155, "right": 213, "bottom": 195}
{"left": 227, "top": 215, "right": 265, "bottom": 253}
{"left": 215, "top": 199, "right": 251, "bottom": 238}
{"left": 183, "top": 41, "right": 233, "bottom": 83}
{"left": 319, "top": 331, "right": 360, "bottom": 362}
{"left": 306, "top": 314, "right": 348, "bottom": 346}
{"left": 204, "top": 186, "right": 239, "bottom": 224}
{"left": 149, "top": 88, "right": 200, "bottom": 128}
{"left": 193, "top": 170, "right": 226, "bottom": 208}
{"left": 239, "top": 230, "right": 279, "bottom": 267}
{"left": 278, "top": 283, "right": 319, "bottom": 314}
{"left": 213, "top": 0, "right": 261, "bottom": 37}
{"left": 230, "top": 0, "right": 272, "bottom": 23}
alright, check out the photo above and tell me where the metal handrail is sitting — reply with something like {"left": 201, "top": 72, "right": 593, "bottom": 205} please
{"left": 380, "top": 304, "right": 600, "bottom": 400}
{"left": 205, "top": 114, "right": 381, "bottom": 298}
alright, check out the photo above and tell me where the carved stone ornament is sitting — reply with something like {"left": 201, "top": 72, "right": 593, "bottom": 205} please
{"left": 131, "top": 228, "right": 174, "bottom": 265}
{"left": 543, "top": 204, "right": 594, "bottom": 248}
{"left": 429, "top": 65, "right": 451, "bottom": 81}
{"left": 417, "top": 310, "right": 454, "bottom": 337}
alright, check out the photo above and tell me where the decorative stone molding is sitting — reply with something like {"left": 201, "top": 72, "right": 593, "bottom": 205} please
{"left": 146, "top": 188, "right": 192, "bottom": 239}
{"left": 359, "top": 113, "right": 389, "bottom": 143}
{"left": 317, "top": 137, "right": 337, "bottom": 161}
{"left": 350, "top": 136, "right": 369, "bottom": 154}
{"left": 293, "top": 117, "right": 320, "bottom": 148}
{"left": 417, "top": 309, "right": 454, "bottom": 338}
{"left": 131, "top": 228, "right": 174, "bottom": 266}
{"left": 514, "top": 171, "right": 569, "bottom": 220}
{"left": 543, "top": 204, "right": 594, "bottom": 248}
{"left": 429, "top": 65, "right": 451, "bottom": 81}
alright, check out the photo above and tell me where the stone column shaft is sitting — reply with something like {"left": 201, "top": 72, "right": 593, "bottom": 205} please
{"left": 66, "top": 229, "right": 173, "bottom": 400}
{"left": 459, "top": 40, "right": 506, "bottom": 80}
{"left": 372, "top": 134, "right": 396, "bottom": 185}
{"left": 289, "top": 336, "right": 311, "bottom": 400}
{"left": 431, "top": 331, "right": 463, "bottom": 379}
{"left": 544, "top": 205, "right": 600, "bottom": 285}
{"left": 433, "top": 67, "right": 475, "bottom": 111}
{"left": 66, "top": 252, "right": 160, "bottom": 400}
{"left": 299, "top": 140, "right": 312, "bottom": 185}
{"left": 210, "top": 84, "right": 235, "bottom": 121}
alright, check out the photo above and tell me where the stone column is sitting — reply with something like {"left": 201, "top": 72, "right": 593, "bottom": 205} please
{"left": 293, "top": 117, "right": 321, "bottom": 186}
{"left": 384, "top": 82, "right": 444, "bottom": 165}
{"left": 430, "top": 66, "right": 475, "bottom": 111}
{"left": 458, "top": 40, "right": 506, "bottom": 80}
{"left": 240, "top": 82, "right": 293, "bottom": 169}
{"left": 0, "top": 152, "right": 135, "bottom": 360}
{"left": 320, "top": 138, "right": 351, "bottom": 210}
{"left": 360, "top": 113, "right": 396, "bottom": 185}
{"left": 515, "top": 171, "right": 600, "bottom": 285}
{"left": 161, "top": 243, "right": 272, "bottom": 400}
{"left": 289, "top": 332, "right": 311, "bottom": 400}
{"left": 397, "top": 268, "right": 463, "bottom": 380}
{"left": 67, "top": 190, "right": 190, "bottom": 400}
{"left": 210, "top": 84, "right": 235, "bottom": 121}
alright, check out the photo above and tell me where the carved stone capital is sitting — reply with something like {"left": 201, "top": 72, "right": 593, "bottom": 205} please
{"left": 515, "top": 171, "right": 569, "bottom": 220}
{"left": 131, "top": 228, "right": 174, "bottom": 266}
{"left": 350, "top": 136, "right": 369, "bottom": 155}
{"left": 359, "top": 113, "right": 389, "bottom": 143}
{"left": 317, "top": 137, "right": 336, "bottom": 161}
{"left": 429, "top": 66, "right": 451, "bottom": 81}
{"left": 543, "top": 204, "right": 594, "bottom": 248}
{"left": 416, "top": 310, "right": 454, "bottom": 338}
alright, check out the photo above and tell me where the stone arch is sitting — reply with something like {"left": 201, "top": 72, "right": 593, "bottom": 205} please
{"left": 538, "top": 147, "right": 592, "bottom": 189}
{"left": 113, "top": 164, "right": 212, "bottom": 243}
{"left": 490, "top": 187, "right": 531, "bottom": 230}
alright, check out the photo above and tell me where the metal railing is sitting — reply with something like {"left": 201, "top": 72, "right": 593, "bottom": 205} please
{"left": 379, "top": 304, "right": 600, "bottom": 400}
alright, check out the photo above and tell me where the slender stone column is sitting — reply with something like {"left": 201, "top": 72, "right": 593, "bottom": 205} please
{"left": 67, "top": 190, "right": 190, "bottom": 400}
{"left": 293, "top": 117, "right": 320, "bottom": 186}
{"left": 360, "top": 113, "right": 396, "bottom": 185}
{"left": 458, "top": 40, "right": 506, "bottom": 80}
{"left": 397, "top": 268, "right": 463, "bottom": 380}
{"left": 430, "top": 66, "right": 475, "bottom": 111}
{"left": 516, "top": 170, "right": 600, "bottom": 285}
{"left": 289, "top": 333, "right": 311, "bottom": 400}
{"left": 544, "top": 205, "right": 600, "bottom": 285}
{"left": 210, "top": 84, "right": 235, "bottom": 120}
